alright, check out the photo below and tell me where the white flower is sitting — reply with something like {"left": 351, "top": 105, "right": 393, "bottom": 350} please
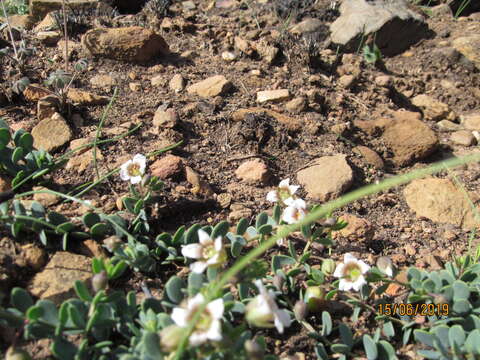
{"left": 181, "top": 229, "right": 227, "bottom": 273}
{"left": 119, "top": 154, "right": 146, "bottom": 184}
{"left": 246, "top": 280, "right": 292, "bottom": 334}
{"left": 333, "top": 253, "right": 371, "bottom": 292}
{"left": 266, "top": 178, "right": 300, "bottom": 205}
{"left": 171, "top": 293, "right": 224, "bottom": 346}
{"left": 281, "top": 198, "right": 308, "bottom": 224}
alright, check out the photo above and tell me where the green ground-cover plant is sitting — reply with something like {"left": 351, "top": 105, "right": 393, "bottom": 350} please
{"left": 1, "top": 147, "right": 480, "bottom": 359}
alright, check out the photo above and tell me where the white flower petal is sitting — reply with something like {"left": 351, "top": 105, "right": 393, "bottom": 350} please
{"left": 283, "top": 197, "right": 295, "bottom": 206}
{"left": 189, "top": 293, "right": 205, "bottom": 308}
{"left": 292, "top": 198, "right": 307, "bottom": 209}
{"left": 288, "top": 185, "right": 300, "bottom": 195}
{"left": 281, "top": 206, "right": 297, "bottom": 224}
{"left": 278, "top": 178, "right": 290, "bottom": 188}
{"left": 254, "top": 279, "right": 267, "bottom": 295}
{"left": 384, "top": 266, "right": 393, "bottom": 277}
{"left": 133, "top": 154, "right": 147, "bottom": 173}
{"left": 119, "top": 161, "right": 132, "bottom": 180}
{"left": 352, "top": 276, "right": 366, "bottom": 291}
{"left": 171, "top": 308, "right": 188, "bottom": 327}
{"left": 338, "top": 278, "right": 352, "bottom": 291}
{"left": 273, "top": 309, "right": 291, "bottom": 334}
{"left": 189, "top": 331, "right": 208, "bottom": 346}
{"left": 214, "top": 236, "right": 223, "bottom": 251}
{"left": 182, "top": 244, "right": 203, "bottom": 259}
{"left": 206, "top": 320, "right": 223, "bottom": 341}
{"left": 333, "top": 263, "right": 345, "bottom": 278}
{"left": 266, "top": 190, "right": 279, "bottom": 202}
{"left": 207, "top": 298, "right": 224, "bottom": 319}
{"left": 276, "top": 237, "right": 286, "bottom": 246}
{"left": 130, "top": 175, "right": 143, "bottom": 184}
{"left": 207, "top": 254, "right": 220, "bottom": 265}
{"left": 190, "top": 261, "right": 208, "bottom": 273}
{"left": 197, "top": 229, "right": 211, "bottom": 245}
{"left": 358, "top": 260, "right": 371, "bottom": 274}
{"left": 344, "top": 253, "right": 357, "bottom": 263}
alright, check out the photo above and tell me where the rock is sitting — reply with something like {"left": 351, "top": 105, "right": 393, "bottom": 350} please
{"left": 285, "top": 97, "right": 306, "bottom": 114}
{"left": 297, "top": 155, "right": 353, "bottom": 201}
{"left": 79, "top": 239, "right": 106, "bottom": 258}
{"left": 234, "top": 36, "right": 254, "bottom": 55}
{"left": 353, "top": 146, "right": 384, "bottom": 169}
{"left": 217, "top": 193, "right": 232, "bottom": 208}
{"left": 182, "top": 0, "right": 196, "bottom": 10}
{"left": 334, "top": 214, "right": 374, "bottom": 242}
{"left": 255, "top": 40, "right": 279, "bottom": 64}
{"left": 8, "top": 14, "right": 35, "bottom": 30}
{"left": 228, "top": 203, "right": 253, "bottom": 222}
{"left": 404, "top": 178, "right": 479, "bottom": 230}
{"left": 450, "top": 130, "right": 476, "bottom": 146}
{"left": 411, "top": 94, "right": 452, "bottom": 121}
{"left": 149, "top": 75, "right": 163, "bottom": 87}
{"left": 290, "top": 18, "right": 323, "bottom": 34}
{"left": 185, "top": 166, "right": 214, "bottom": 197}
{"left": 20, "top": 244, "right": 46, "bottom": 271}
{"left": 23, "top": 85, "right": 51, "bottom": 102}
{"left": 169, "top": 74, "right": 185, "bottom": 92}
{"left": 37, "top": 95, "right": 60, "bottom": 121}
{"left": 221, "top": 51, "right": 237, "bottom": 62}
{"left": 338, "top": 74, "right": 356, "bottom": 89}
{"left": 330, "top": 0, "right": 426, "bottom": 56}
{"left": 34, "top": 12, "right": 57, "bottom": 32}
{"left": 231, "top": 107, "right": 302, "bottom": 131}
{"left": 186, "top": 75, "right": 232, "bottom": 98}
{"left": 69, "top": 137, "right": 92, "bottom": 154}
{"left": 30, "top": 0, "right": 98, "bottom": 20}
{"left": 57, "top": 39, "right": 82, "bottom": 60}
{"left": 381, "top": 111, "right": 438, "bottom": 166}
{"left": 129, "top": 82, "right": 142, "bottom": 92}
{"left": 37, "top": 31, "right": 61, "bottom": 46}
{"left": 153, "top": 108, "right": 178, "bottom": 128}
{"left": 82, "top": 27, "right": 169, "bottom": 63}
{"left": 375, "top": 75, "right": 392, "bottom": 87}
{"left": 29, "top": 252, "right": 92, "bottom": 304}
{"left": 89, "top": 74, "right": 117, "bottom": 88}
{"left": 67, "top": 88, "right": 109, "bottom": 105}
{"left": 0, "top": 176, "right": 11, "bottom": 192}
{"left": 437, "top": 119, "right": 462, "bottom": 132}
{"left": 151, "top": 155, "right": 184, "bottom": 179}
{"left": 461, "top": 113, "right": 480, "bottom": 130}
{"left": 32, "top": 113, "right": 72, "bottom": 152}
{"left": 32, "top": 186, "right": 59, "bottom": 206}
{"left": 234, "top": 158, "right": 270, "bottom": 185}
{"left": 430, "top": 4, "right": 452, "bottom": 17}
{"left": 66, "top": 148, "right": 104, "bottom": 173}
{"left": 452, "top": 35, "right": 480, "bottom": 70}
{"left": 256, "top": 89, "right": 290, "bottom": 103}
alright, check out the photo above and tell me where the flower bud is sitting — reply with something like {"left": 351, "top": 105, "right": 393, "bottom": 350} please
{"left": 246, "top": 297, "right": 274, "bottom": 329}
{"left": 376, "top": 256, "right": 394, "bottom": 277}
{"left": 432, "top": 293, "right": 449, "bottom": 305}
{"left": 304, "top": 286, "right": 326, "bottom": 313}
{"left": 141, "top": 174, "right": 151, "bottom": 187}
{"left": 103, "top": 235, "right": 122, "bottom": 252}
{"left": 293, "top": 300, "right": 308, "bottom": 321}
{"left": 6, "top": 347, "right": 32, "bottom": 360}
{"left": 92, "top": 270, "right": 108, "bottom": 293}
{"left": 273, "top": 274, "right": 285, "bottom": 291}
{"left": 159, "top": 325, "right": 184, "bottom": 352}
{"left": 244, "top": 339, "right": 264, "bottom": 360}
{"left": 323, "top": 217, "right": 337, "bottom": 227}
{"left": 321, "top": 259, "right": 336, "bottom": 275}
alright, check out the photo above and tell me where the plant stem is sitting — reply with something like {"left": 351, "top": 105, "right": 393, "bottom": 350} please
{"left": 0, "top": 0, "right": 18, "bottom": 59}
{"left": 62, "top": 0, "right": 68, "bottom": 70}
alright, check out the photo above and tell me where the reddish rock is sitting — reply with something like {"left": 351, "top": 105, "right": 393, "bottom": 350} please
{"left": 151, "top": 155, "right": 184, "bottom": 179}
{"left": 235, "top": 158, "right": 270, "bottom": 185}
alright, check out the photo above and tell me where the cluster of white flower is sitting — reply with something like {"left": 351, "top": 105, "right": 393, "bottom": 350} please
{"left": 120, "top": 154, "right": 147, "bottom": 184}
{"left": 266, "top": 178, "right": 308, "bottom": 225}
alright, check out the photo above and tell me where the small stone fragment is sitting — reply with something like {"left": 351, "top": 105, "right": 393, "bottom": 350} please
{"left": 32, "top": 112, "right": 72, "bottom": 152}
{"left": 256, "top": 89, "right": 290, "bottom": 103}
{"left": 338, "top": 74, "right": 356, "bottom": 88}
{"left": 185, "top": 166, "right": 214, "bottom": 197}
{"left": 89, "top": 74, "right": 117, "bottom": 88}
{"left": 285, "top": 97, "right": 306, "bottom": 113}
{"left": 23, "top": 85, "right": 50, "bottom": 102}
{"left": 375, "top": 75, "right": 392, "bottom": 87}
{"left": 234, "top": 158, "right": 270, "bottom": 185}
{"left": 67, "top": 88, "right": 109, "bottom": 105}
{"left": 129, "top": 82, "right": 142, "bottom": 92}
{"left": 33, "top": 186, "right": 59, "bottom": 206}
{"left": 297, "top": 155, "right": 353, "bottom": 201}
{"left": 20, "top": 244, "right": 46, "bottom": 271}
{"left": 37, "top": 95, "right": 60, "bottom": 121}
{"left": 29, "top": 252, "right": 92, "bottom": 304}
{"left": 153, "top": 108, "right": 178, "bottom": 128}
{"left": 450, "top": 130, "right": 476, "bottom": 146}
{"left": 411, "top": 94, "right": 452, "bottom": 121}
{"left": 437, "top": 120, "right": 462, "bottom": 132}
{"left": 221, "top": 51, "right": 237, "bottom": 62}
{"left": 169, "top": 74, "right": 185, "bottom": 92}
{"left": 186, "top": 75, "right": 231, "bottom": 98}
{"left": 333, "top": 214, "right": 374, "bottom": 242}
{"left": 151, "top": 155, "right": 184, "bottom": 179}
{"left": 353, "top": 146, "right": 384, "bottom": 169}
{"left": 461, "top": 113, "right": 480, "bottom": 130}
{"left": 452, "top": 35, "right": 480, "bottom": 70}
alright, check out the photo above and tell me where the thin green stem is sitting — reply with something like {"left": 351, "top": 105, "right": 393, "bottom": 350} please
{"left": 173, "top": 152, "right": 480, "bottom": 359}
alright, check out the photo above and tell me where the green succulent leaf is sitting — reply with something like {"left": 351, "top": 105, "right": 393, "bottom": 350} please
{"left": 82, "top": 212, "right": 101, "bottom": 228}
{"left": 11, "top": 287, "right": 34, "bottom": 313}
{"left": 321, "top": 311, "right": 332, "bottom": 336}
{"left": 188, "top": 272, "right": 204, "bottom": 297}
{"left": 236, "top": 218, "right": 249, "bottom": 235}
{"left": 271, "top": 255, "right": 296, "bottom": 273}
{"left": 211, "top": 220, "right": 230, "bottom": 239}
{"left": 0, "top": 127, "right": 11, "bottom": 149}
{"left": 363, "top": 334, "right": 378, "bottom": 360}
{"left": 90, "top": 223, "right": 110, "bottom": 238}
{"left": 165, "top": 276, "right": 185, "bottom": 304}
{"left": 51, "top": 338, "right": 77, "bottom": 360}
{"left": 73, "top": 280, "right": 92, "bottom": 302}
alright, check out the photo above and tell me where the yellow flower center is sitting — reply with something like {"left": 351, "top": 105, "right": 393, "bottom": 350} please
{"left": 127, "top": 163, "right": 141, "bottom": 177}
{"left": 344, "top": 262, "right": 362, "bottom": 281}
{"left": 278, "top": 188, "right": 292, "bottom": 202}
{"left": 187, "top": 305, "right": 213, "bottom": 332}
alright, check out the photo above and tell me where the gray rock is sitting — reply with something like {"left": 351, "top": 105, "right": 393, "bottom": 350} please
{"left": 450, "top": 130, "right": 476, "bottom": 146}
{"left": 32, "top": 113, "right": 72, "bottom": 152}
{"left": 297, "top": 155, "right": 353, "bottom": 201}
{"left": 330, "top": 0, "right": 427, "bottom": 56}
{"left": 452, "top": 35, "right": 480, "bottom": 70}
